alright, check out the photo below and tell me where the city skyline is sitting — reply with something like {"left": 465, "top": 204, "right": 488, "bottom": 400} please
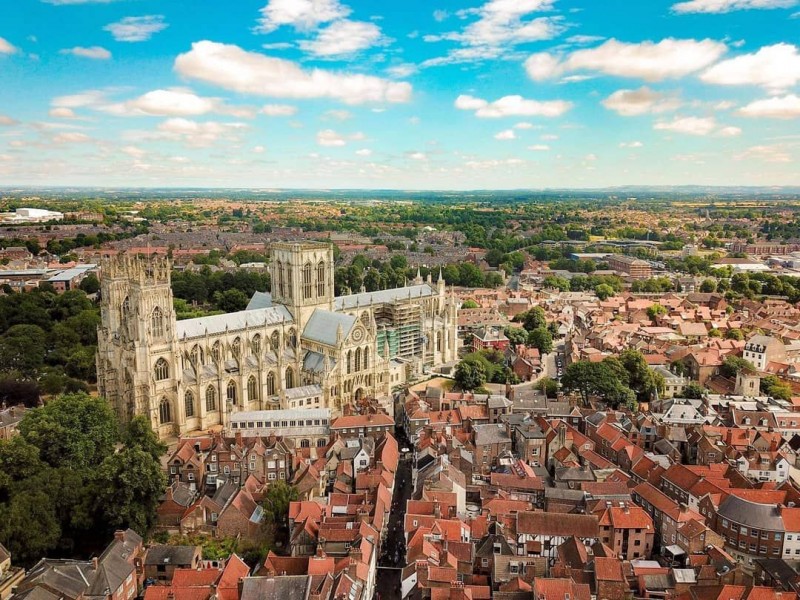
{"left": 0, "top": 0, "right": 799, "bottom": 189}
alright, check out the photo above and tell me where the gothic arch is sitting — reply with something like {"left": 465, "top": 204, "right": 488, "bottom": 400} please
{"left": 184, "top": 390, "right": 195, "bottom": 418}
{"left": 206, "top": 385, "right": 217, "bottom": 411}
{"left": 355, "top": 347, "right": 362, "bottom": 372}
{"left": 267, "top": 371, "right": 276, "bottom": 396}
{"left": 347, "top": 350, "right": 352, "bottom": 374}
{"left": 303, "top": 262, "right": 313, "bottom": 299}
{"left": 151, "top": 306, "right": 164, "bottom": 338}
{"left": 211, "top": 341, "right": 221, "bottom": 363}
{"left": 159, "top": 397, "right": 172, "bottom": 424}
{"left": 227, "top": 380, "right": 237, "bottom": 405}
{"left": 191, "top": 344, "right": 204, "bottom": 366}
{"left": 276, "top": 260, "right": 284, "bottom": 298}
{"left": 271, "top": 331, "right": 280, "bottom": 352}
{"left": 363, "top": 347, "right": 369, "bottom": 370}
{"left": 232, "top": 337, "right": 241, "bottom": 357}
{"left": 317, "top": 261, "right": 326, "bottom": 297}
{"left": 287, "top": 328, "right": 297, "bottom": 349}
{"left": 285, "top": 366, "right": 295, "bottom": 389}
{"left": 247, "top": 375, "right": 258, "bottom": 402}
{"left": 154, "top": 358, "right": 169, "bottom": 381}
{"left": 251, "top": 334, "right": 261, "bottom": 356}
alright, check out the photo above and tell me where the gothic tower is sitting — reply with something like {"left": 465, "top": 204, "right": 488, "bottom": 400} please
{"left": 270, "top": 241, "right": 334, "bottom": 331}
{"left": 96, "top": 254, "right": 181, "bottom": 437}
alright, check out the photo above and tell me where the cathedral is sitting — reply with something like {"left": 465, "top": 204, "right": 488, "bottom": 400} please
{"left": 96, "top": 242, "right": 459, "bottom": 440}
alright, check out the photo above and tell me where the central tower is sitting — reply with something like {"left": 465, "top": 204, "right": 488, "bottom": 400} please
{"left": 269, "top": 242, "right": 335, "bottom": 331}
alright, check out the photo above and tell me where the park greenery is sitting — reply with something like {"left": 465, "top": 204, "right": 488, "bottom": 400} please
{"left": 0, "top": 394, "right": 166, "bottom": 567}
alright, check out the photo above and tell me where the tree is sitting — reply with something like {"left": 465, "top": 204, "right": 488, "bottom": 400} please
{"left": 720, "top": 356, "right": 755, "bottom": 379}
{"left": 261, "top": 481, "right": 299, "bottom": 530}
{"left": 619, "top": 349, "right": 663, "bottom": 401}
{"left": 19, "top": 393, "right": 118, "bottom": 470}
{"left": 461, "top": 299, "right": 479, "bottom": 309}
{"left": 94, "top": 446, "right": 167, "bottom": 535}
{"left": 517, "top": 307, "right": 546, "bottom": 332}
{"left": 527, "top": 327, "right": 553, "bottom": 354}
{"left": 124, "top": 416, "right": 167, "bottom": 461}
{"left": 594, "top": 283, "right": 614, "bottom": 301}
{"left": 700, "top": 278, "right": 717, "bottom": 293}
{"left": 0, "top": 324, "right": 47, "bottom": 378}
{"left": 79, "top": 274, "right": 100, "bottom": 294}
{"left": 682, "top": 381, "right": 706, "bottom": 400}
{"left": 761, "top": 374, "right": 793, "bottom": 401}
{"left": 454, "top": 357, "right": 487, "bottom": 391}
{"left": 537, "top": 377, "right": 558, "bottom": 399}
{"left": 504, "top": 326, "right": 528, "bottom": 348}
{"left": 213, "top": 289, "right": 249, "bottom": 312}
{"left": 646, "top": 304, "right": 667, "bottom": 320}
{"left": 0, "top": 490, "right": 61, "bottom": 565}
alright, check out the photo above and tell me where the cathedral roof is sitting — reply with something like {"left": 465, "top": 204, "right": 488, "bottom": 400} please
{"left": 302, "top": 309, "right": 356, "bottom": 347}
{"left": 304, "top": 350, "right": 335, "bottom": 373}
{"left": 246, "top": 291, "right": 273, "bottom": 310}
{"left": 334, "top": 284, "right": 435, "bottom": 310}
{"left": 176, "top": 305, "right": 292, "bottom": 339}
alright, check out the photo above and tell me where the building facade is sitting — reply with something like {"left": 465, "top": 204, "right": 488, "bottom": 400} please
{"left": 96, "top": 242, "right": 459, "bottom": 439}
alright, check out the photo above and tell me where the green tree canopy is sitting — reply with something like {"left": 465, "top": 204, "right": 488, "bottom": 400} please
{"left": 454, "top": 357, "right": 487, "bottom": 391}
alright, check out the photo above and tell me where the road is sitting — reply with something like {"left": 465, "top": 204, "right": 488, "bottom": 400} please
{"left": 375, "top": 426, "right": 413, "bottom": 600}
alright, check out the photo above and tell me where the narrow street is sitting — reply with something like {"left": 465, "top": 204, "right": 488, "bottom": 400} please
{"left": 375, "top": 426, "right": 413, "bottom": 600}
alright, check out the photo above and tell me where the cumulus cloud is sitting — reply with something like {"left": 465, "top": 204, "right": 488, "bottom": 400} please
{"left": 386, "top": 63, "right": 418, "bottom": 78}
{"left": 455, "top": 94, "right": 572, "bottom": 118}
{"left": 602, "top": 87, "right": 682, "bottom": 116}
{"left": 739, "top": 94, "right": 800, "bottom": 118}
{"left": 700, "top": 43, "right": 800, "bottom": 91}
{"left": 355, "top": 148, "right": 372, "bottom": 156}
{"left": 736, "top": 145, "right": 792, "bottom": 162}
{"left": 526, "top": 38, "right": 727, "bottom": 82}
{"left": 174, "top": 41, "right": 412, "bottom": 105}
{"left": 299, "top": 20, "right": 384, "bottom": 57}
{"left": 52, "top": 132, "right": 92, "bottom": 144}
{"left": 408, "top": 151, "right": 427, "bottom": 160}
{"left": 152, "top": 118, "right": 248, "bottom": 147}
{"left": 0, "top": 37, "right": 17, "bottom": 54}
{"left": 316, "top": 129, "right": 363, "bottom": 146}
{"left": 98, "top": 89, "right": 254, "bottom": 118}
{"left": 256, "top": 0, "right": 350, "bottom": 33}
{"left": 261, "top": 104, "right": 298, "bottom": 116}
{"left": 60, "top": 46, "right": 111, "bottom": 59}
{"left": 49, "top": 107, "right": 78, "bottom": 119}
{"left": 619, "top": 141, "right": 644, "bottom": 148}
{"left": 51, "top": 90, "right": 107, "bottom": 108}
{"left": 672, "top": 0, "right": 797, "bottom": 13}
{"left": 104, "top": 16, "right": 168, "bottom": 42}
{"left": 423, "top": 0, "right": 564, "bottom": 66}
{"left": 494, "top": 129, "right": 516, "bottom": 140}
{"left": 653, "top": 116, "right": 720, "bottom": 135}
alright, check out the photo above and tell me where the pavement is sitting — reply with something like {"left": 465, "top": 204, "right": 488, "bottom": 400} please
{"left": 374, "top": 426, "right": 413, "bottom": 600}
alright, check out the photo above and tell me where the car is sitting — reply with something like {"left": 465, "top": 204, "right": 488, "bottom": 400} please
{"left": 401, "top": 447, "right": 410, "bottom": 453}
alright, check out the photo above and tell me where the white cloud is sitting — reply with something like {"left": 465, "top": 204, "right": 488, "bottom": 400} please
{"left": 261, "top": 104, "right": 298, "bottom": 116}
{"left": 52, "top": 132, "right": 92, "bottom": 144}
{"left": 121, "top": 146, "right": 146, "bottom": 158}
{"left": 256, "top": 0, "right": 350, "bottom": 33}
{"left": 104, "top": 16, "right": 168, "bottom": 42}
{"left": 0, "top": 37, "right": 17, "bottom": 54}
{"left": 736, "top": 144, "right": 791, "bottom": 162}
{"left": 423, "top": 0, "right": 564, "bottom": 66}
{"left": 408, "top": 152, "right": 427, "bottom": 160}
{"left": 526, "top": 38, "right": 727, "bottom": 82}
{"left": 317, "top": 129, "right": 346, "bottom": 146}
{"left": 60, "top": 46, "right": 111, "bottom": 59}
{"left": 494, "top": 129, "right": 516, "bottom": 140}
{"left": 700, "top": 43, "right": 800, "bottom": 91}
{"left": 541, "top": 133, "right": 559, "bottom": 140}
{"left": 714, "top": 100, "right": 736, "bottom": 110}
{"left": 0, "top": 115, "right": 19, "bottom": 126}
{"left": 253, "top": 145, "right": 266, "bottom": 154}
{"left": 619, "top": 141, "right": 644, "bottom": 148}
{"left": 654, "top": 116, "right": 718, "bottom": 135}
{"left": 101, "top": 89, "right": 254, "bottom": 117}
{"left": 49, "top": 107, "right": 78, "bottom": 119}
{"left": 528, "top": 144, "right": 550, "bottom": 151}
{"left": 355, "top": 148, "right": 372, "bottom": 156}
{"left": 386, "top": 63, "right": 417, "bottom": 78}
{"left": 433, "top": 9, "right": 449, "bottom": 21}
{"left": 455, "top": 94, "right": 572, "bottom": 118}
{"left": 514, "top": 122, "right": 534, "bottom": 129}
{"left": 299, "top": 20, "right": 384, "bottom": 57}
{"left": 739, "top": 94, "right": 800, "bottom": 118}
{"left": 602, "top": 87, "right": 682, "bottom": 116}
{"left": 51, "top": 90, "right": 107, "bottom": 108}
{"left": 174, "top": 41, "right": 412, "bottom": 105}
{"left": 717, "top": 126, "right": 742, "bottom": 136}
{"left": 153, "top": 118, "right": 248, "bottom": 147}
{"left": 672, "top": 0, "right": 797, "bottom": 13}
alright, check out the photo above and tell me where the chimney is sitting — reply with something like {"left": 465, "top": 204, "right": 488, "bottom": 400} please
{"left": 114, "top": 530, "right": 126, "bottom": 542}
{"left": 92, "top": 557, "right": 99, "bottom": 570}
{"left": 235, "top": 431, "right": 243, "bottom": 446}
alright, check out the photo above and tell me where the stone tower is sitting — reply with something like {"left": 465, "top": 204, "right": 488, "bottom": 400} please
{"left": 269, "top": 241, "right": 334, "bottom": 330}
{"left": 96, "top": 254, "right": 181, "bottom": 437}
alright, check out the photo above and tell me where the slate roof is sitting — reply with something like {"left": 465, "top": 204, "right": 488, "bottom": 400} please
{"left": 246, "top": 291, "right": 272, "bottom": 310}
{"left": 145, "top": 546, "right": 198, "bottom": 566}
{"left": 240, "top": 576, "right": 309, "bottom": 600}
{"left": 334, "top": 284, "right": 435, "bottom": 310}
{"left": 717, "top": 495, "right": 784, "bottom": 531}
{"left": 301, "top": 309, "right": 356, "bottom": 347}
{"left": 177, "top": 306, "right": 292, "bottom": 339}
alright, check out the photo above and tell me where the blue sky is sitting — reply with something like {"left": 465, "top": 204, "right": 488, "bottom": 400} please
{"left": 0, "top": 0, "right": 798, "bottom": 189}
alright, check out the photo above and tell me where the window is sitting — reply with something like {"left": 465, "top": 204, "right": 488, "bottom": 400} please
{"left": 151, "top": 306, "right": 164, "bottom": 338}
{"left": 285, "top": 367, "right": 295, "bottom": 389}
{"left": 247, "top": 376, "right": 258, "bottom": 403}
{"left": 250, "top": 462, "right": 255, "bottom": 471}
{"left": 252, "top": 334, "right": 261, "bottom": 355}
{"left": 170, "top": 466, "right": 177, "bottom": 475}
{"left": 267, "top": 371, "right": 276, "bottom": 396}
{"left": 355, "top": 347, "right": 362, "bottom": 372}
{"left": 223, "top": 466, "right": 230, "bottom": 474}
{"left": 280, "top": 472, "right": 285, "bottom": 479}
{"left": 154, "top": 358, "right": 169, "bottom": 381}
{"left": 268, "top": 473, "right": 276, "bottom": 481}
{"left": 212, "top": 341, "right": 221, "bottom": 363}
{"left": 187, "top": 472, "right": 194, "bottom": 481}
{"left": 317, "top": 261, "right": 326, "bottom": 297}
{"left": 276, "top": 260, "right": 284, "bottom": 297}
{"left": 185, "top": 390, "right": 194, "bottom": 418}
{"left": 158, "top": 397, "right": 171, "bottom": 424}
{"left": 206, "top": 385, "right": 217, "bottom": 411}
{"left": 227, "top": 380, "right": 237, "bottom": 405}
{"left": 303, "top": 262, "right": 312, "bottom": 299}
{"left": 191, "top": 344, "right": 204, "bottom": 366}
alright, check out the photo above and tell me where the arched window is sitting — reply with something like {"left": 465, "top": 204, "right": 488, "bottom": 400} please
{"left": 271, "top": 331, "right": 280, "bottom": 352}
{"left": 227, "top": 380, "right": 237, "bottom": 405}
{"left": 151, "top": 306, "right": 164, "bottom": 338}
{"left": 159, "top": 397, "right": 172, "bottom": 424}
{"left": 317, "top": 438, "right": 327, "bottom": 448}
{"left": 191, "top": 344, "right": 204, "bottom": 366}
{"left": 363, "top": 347, "right": 369, "bottom": 370}
{"left": 436, "top": 333, "right": 442, "bottom": 352}
{"left": 276, "top": 260, "right": 284, "bottom": 298}
{"left": 154, "top": 358, "right": 169, "bottom": 381}
{"left": 285, "top": 367, "right": 295, "bottom": 389}
{"left": 232, "top": 337, "right": 241, "bottom": 357}
{"left": 185, "top": 391, "right": 195, "bottom": 418}
{"left": 206, "top": 385, "right": 217, "bottom": 411}
{"left": 286, "top": 264, "right": 293, "bottom": 300}
{"left": 300, "top": 439, "right": 310, "bottom": 448}
{"left": 347, "top": 350, "right": 352, "bottom": 374}
{"left": 248, "top": 376, "right": 258, "bottom": 402}
{"left": 211, "top": 341, "right": 221, "bottom": 363}
{"left": 121, "top": 296, "right": 131, "bottom": 316}
{"left": 317, "top": 261, "right": 326, "bottom": 297}
{"left": 267, "top": 371, "right": 276, "bottom": 396}
{"left": 287, "top": 328, "right": 297, "bottom": 349}
{"left": 355, "top": 347, "right": 362, "bottom": 372}
{"left": 303, "top": 262, "right": 312, "bottom": 299}
{"left": 252, "top": 334, "right": 261, "bottom": 355}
